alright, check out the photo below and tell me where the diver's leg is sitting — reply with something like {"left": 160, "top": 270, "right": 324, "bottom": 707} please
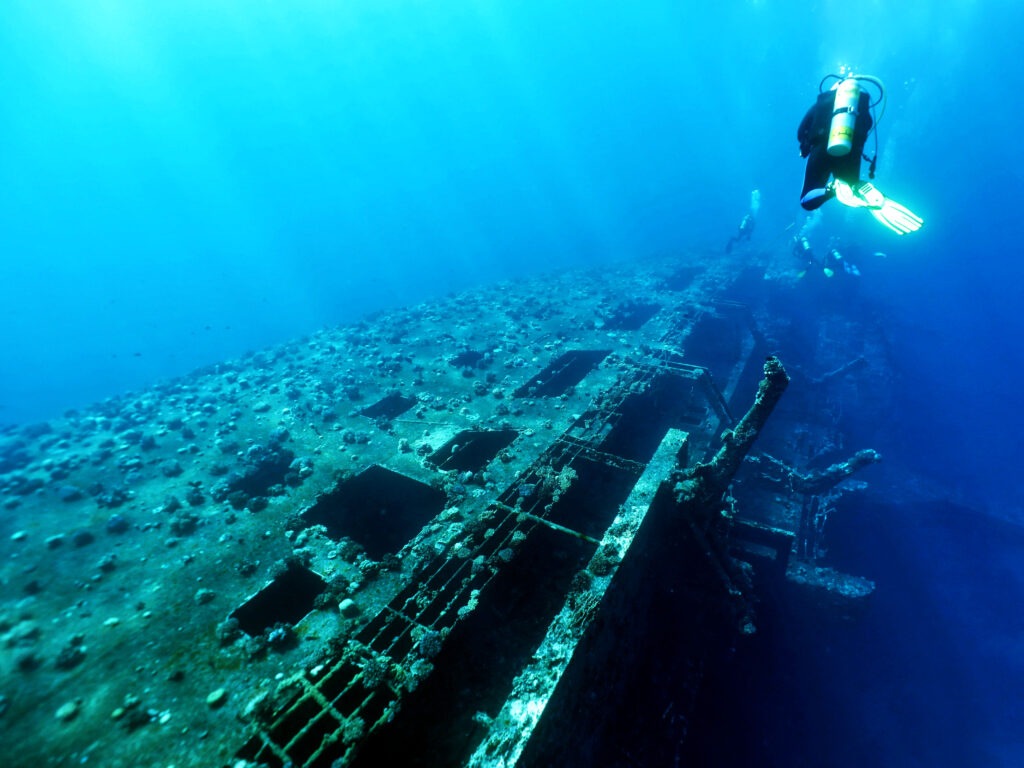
{"left": 800, "top": 148, "right": 833, "bottom": 210}
{"left": 833, "top": 152, "right": 863, "bottom": 187}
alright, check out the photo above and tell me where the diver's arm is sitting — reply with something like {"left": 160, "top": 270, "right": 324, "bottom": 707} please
{"left": 797, "top": 106, "right": 815, "bottom": 157}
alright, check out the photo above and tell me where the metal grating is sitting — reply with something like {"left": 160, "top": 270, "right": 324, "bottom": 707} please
{"left": 234, "top": 306, "right": 745, "bottom": 767}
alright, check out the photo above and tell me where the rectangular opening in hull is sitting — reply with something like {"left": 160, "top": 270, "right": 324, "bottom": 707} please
{"left": 427, "top": 429, "right": 518, "bottom": 473}
{"left": 546, "top": 457, "right": 641, "bottom": 540}
{"left": 451, "top": 350, "right": 485, "bottom": 368}
{"left": 599, "top": 375, "right": 709, "bottom": 464}
{"left": 602, "top": 301, "right": 660, "bottom": 331}
{"left": 513, "top": 350, "right": 611, "bottom": 398}
{"left": 684, "top": 310, "right": 746, "bottom": 387}
{"left": 359, "top": 393, "right": 416, "bottom": 421}
{"left": 302, "top": 465, "right": 447, "bottom": 559}
{"left": 662, "top": 266, "right": 701, "bottom": 292}
{"left": 231, "top": 565, "right": 327, "bottom": 636}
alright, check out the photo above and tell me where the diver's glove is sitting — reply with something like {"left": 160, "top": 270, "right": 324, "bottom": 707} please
{"left": 833, "top": 180, "right": 924, "bottom": 235}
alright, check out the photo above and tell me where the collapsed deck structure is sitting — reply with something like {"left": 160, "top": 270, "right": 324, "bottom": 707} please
{"left": 0, "top": 250, "right": 882, "bottom": 767}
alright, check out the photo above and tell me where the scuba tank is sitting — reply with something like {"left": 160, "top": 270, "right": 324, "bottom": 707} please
{"left": 827, "top": 78, "right": 862, "bottom": 157}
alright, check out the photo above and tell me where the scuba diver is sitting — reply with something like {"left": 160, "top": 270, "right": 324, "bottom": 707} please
{"left": 726, "top": 189, "right": 760, "bottom": 253}
{"left": 798, "top": 73, "right": 923, "bottom": 235}
{"left": 793, "top": 233, "right": 861, "bottom": 280}
{"left": 791, "top": 209, "right": 821, "bottom": 277}
{"left": 823, "top": 243, "right": 861, "bottom": 278}
{"left": 792, "top": 233, "right": 816, "bottom": 276}
{"left": 726, "top": 214, "right": 755, "bottom": 253}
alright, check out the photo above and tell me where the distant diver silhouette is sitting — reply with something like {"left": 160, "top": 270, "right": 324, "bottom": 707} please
{"left": 726, "top": 189, "right": 760, "bottom": 253}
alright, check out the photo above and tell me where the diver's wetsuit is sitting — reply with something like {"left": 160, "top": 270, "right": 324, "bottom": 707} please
{"left": 798, "top": 89, "right": 872, "bottom": 210}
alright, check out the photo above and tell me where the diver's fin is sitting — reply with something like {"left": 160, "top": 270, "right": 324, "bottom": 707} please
{"left": 834, "top": 180, "right": 923, "bottom": 234}
{"left": 870, "top": 198, "right": 923, "bottom": 235}
{"left": 833, "top": 180, "right": 882, "bottom": 208}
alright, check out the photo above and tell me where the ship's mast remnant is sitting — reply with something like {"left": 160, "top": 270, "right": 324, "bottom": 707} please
{"left": 675, "top": 355, "right": 790, "bottom": 507}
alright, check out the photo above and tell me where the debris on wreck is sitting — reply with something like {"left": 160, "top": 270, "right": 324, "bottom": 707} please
{"left": 0, "top": 249, "right": 888, "bottom": 767}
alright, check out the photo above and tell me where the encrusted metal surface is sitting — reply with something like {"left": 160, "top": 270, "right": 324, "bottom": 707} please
{"left": 0, "top": 250, "right": 880, "bottom": 767}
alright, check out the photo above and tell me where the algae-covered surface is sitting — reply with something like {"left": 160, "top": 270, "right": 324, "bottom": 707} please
{"left": 2, "top": 238, "right": 1019, "bottom": 767}
{"left": 1, "top": 252, "right": 743, "bottom": 766}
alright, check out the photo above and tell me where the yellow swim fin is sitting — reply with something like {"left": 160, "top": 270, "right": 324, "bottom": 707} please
{"left": 833, "top": 180, "right": 923, "bottom": 235}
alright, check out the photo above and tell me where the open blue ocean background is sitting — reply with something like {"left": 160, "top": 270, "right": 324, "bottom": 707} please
{"left": 1, "top": 1, "right": 1021, "bottom": 765}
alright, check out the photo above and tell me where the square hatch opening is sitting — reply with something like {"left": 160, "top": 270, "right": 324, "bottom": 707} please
{"left": 514, "top": 350, "right": 610, "bottom": 398}
{"left": 427, "top": 429, "right": 518, "bottom": 473}
{"left": 231, "top": 564, "right": 326, "bottom": 636}
{"left": 302, "top": 465, "right": 446, "bottom": 559}
{"left": 359, "top": 393, "right": 416, "bottom": 421}
{"left": 599, "top": 374, "right": 710, "bottom": 464}
{"left": 662, "top": 266, "right": 701, "bottom": 292}
{"left": 451, "top": 350, "right": 485, "bottom": 368}
{"left": 602, "top": 300, "right": 660, "bottom": 331}
{"left": 684, "top": 309, "right": 746, "bottom": 386}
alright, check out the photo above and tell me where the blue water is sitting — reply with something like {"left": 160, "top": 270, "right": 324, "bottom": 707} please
{"left": 1, "top": 1, "right": 1021, "bottom": 764}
